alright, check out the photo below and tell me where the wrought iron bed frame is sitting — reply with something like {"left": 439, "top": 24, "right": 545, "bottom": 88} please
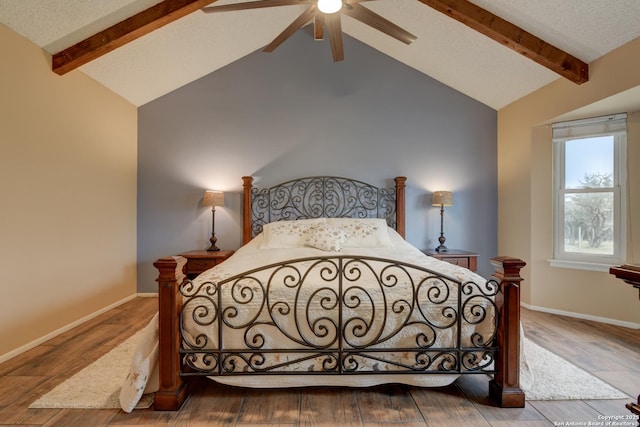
{"left": 153, "top": 176, "right": 525, "bottom": 410}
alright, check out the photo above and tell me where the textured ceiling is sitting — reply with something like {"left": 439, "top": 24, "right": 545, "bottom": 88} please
{"left": 2, "top": 0, "right": 640, "bottom": 108}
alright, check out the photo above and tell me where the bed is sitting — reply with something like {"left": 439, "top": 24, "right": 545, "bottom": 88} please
{"left": 152, "top": 176, "right": 526, "bottom": 411}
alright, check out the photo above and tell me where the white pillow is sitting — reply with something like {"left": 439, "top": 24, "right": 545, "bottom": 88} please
{"left": 326, "top": 218, "right": 394, "bottom": 248}
{"left": 305, "top": 223, "right": 350, "bottom": 252}
{"left": 260, "top": 218, "right": 327, "bottom": 249}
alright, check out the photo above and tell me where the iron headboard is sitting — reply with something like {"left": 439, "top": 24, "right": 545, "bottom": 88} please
{"left": 242, "top": 176, "right": 406, "bottom": 244}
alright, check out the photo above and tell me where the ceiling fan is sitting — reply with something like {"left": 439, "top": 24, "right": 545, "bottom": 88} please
{"left": 202, "top": 0, "right": 417, "bottom": 62}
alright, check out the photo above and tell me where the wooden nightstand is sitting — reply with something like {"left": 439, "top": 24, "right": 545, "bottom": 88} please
{"left": 179, "top": 250, "right": 235, "bottom": 278}
{"left": 423, "top": 249, "right": 478, "bottom": 272}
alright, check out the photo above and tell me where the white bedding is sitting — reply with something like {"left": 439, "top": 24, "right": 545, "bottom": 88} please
{"left": 199, "top": 226, "right": 483, "bottom": 287}
{"left": 181, "top": 225, "right": 496, "bottom": 384}
{"left": 121, "top": 223, "right": 531, "bottom": 411}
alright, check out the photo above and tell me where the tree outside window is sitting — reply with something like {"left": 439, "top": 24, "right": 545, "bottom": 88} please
{"left": 564, "top": 172, "right": 614, "bottom": 254}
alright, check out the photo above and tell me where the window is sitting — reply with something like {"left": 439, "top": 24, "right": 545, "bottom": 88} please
{"left": 551, "top": 113, "right": 627, "bottom": 270}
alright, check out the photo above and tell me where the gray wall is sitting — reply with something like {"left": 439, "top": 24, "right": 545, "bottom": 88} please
{"left": 137, "top": 30, "right": 497, "bottom": 293}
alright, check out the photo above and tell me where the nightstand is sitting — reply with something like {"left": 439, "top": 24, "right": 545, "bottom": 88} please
{"left": 179, "top": 250, "right": 235, "bottom": 278}
{"left": 423, "top": 249, "right": 478, "bottom": 272}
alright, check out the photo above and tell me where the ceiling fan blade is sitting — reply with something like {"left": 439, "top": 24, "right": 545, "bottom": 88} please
{"left": 325, "top": 13, "right": 344, "bottom": 62}
{"left": 263, "top": 6, "right": 316, "bottom": 52}
{"left": 314, "top": 14, "right": 325, "bottom": 40}
{"left": 202, "top": 0, "right": 311, "bottom": 13}
{"left": 342, "top": 3, "right": 416, "bottom": 44}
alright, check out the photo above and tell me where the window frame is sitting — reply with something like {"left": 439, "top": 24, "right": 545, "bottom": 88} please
{"left": 551, "top": 113, "right": 627, "bottom": 270}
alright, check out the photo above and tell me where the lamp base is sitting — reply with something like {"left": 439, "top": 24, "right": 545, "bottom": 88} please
{"left": 435, "top": 233, "right": 448, "bottom": 253}
{"left": 207, "top": 234, "right": 220, "bottom": 252}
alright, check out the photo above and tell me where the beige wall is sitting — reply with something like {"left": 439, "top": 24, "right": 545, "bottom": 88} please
{"left": 0, "top": 24, "right": 138, "bottom": 359}
{"left": 499, "top": 37, "right": 640, "bottom": 326}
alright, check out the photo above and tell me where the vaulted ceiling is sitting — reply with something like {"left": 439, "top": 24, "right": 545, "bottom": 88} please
{"left": 2, "top": 0, "right": 640, "bottom": 109}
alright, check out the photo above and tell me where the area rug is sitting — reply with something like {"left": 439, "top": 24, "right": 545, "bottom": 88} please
{"left": 29, "top": 330, "right": 155, "bottom": 410}
{"left": 520, "top": 338, "right": 628, "bottom": 401}
{"left": 29, "top": 333, "right": 627, "bottom": 409}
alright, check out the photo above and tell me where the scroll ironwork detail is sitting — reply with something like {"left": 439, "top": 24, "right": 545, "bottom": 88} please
{"left": 250, "top": 177, "right": 397, "bottom": 237}
{"left": 178, "top": 256, "right": 499, "bottom": 377}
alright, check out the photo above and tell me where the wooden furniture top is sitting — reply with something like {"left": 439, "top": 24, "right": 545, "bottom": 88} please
{"left": 423, "top": 249, "right": 479, "bottom": 272}
{"left": 179, "top": 250, "right": 235, "bottom": 259}
{"left": 610, "top": 264, "right": 640, "bottom": 287}
{"left": 178, "top": 250, "right": 235, "bottom": 278}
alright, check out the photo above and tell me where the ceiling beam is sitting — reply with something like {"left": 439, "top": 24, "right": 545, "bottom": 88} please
{"left": 52, "top": 0, "right": 218, "bottom": 75}
{"left": 418, "top": 0, "right": 589, "bottom": 84}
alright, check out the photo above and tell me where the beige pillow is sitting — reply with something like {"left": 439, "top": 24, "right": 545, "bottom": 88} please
{"left": 305, "top": 223, "right": 350, "bottom": 252}
{"left": 260, "top": 218, "right": 327, "bottom": 249}
{"left": 326, "top": 218, "right": 393, "bottom": 248}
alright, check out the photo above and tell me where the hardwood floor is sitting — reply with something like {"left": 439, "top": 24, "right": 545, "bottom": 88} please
{"left": 0, "top": 297, "right": 638, "bottom": 426}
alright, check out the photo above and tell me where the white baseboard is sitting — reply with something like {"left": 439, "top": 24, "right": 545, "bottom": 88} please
{"left": 522, "top": 302, "right": 640, "bottom": 329}
{"left": 0, "top": 293, "right": 157, "bottom": 365}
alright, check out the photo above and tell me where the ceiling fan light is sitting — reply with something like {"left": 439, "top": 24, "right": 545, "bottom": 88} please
{"left": 317, "top": 0, "right": 342, "bottom": 14}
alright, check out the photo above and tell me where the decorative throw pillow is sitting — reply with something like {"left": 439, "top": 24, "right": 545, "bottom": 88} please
{"left": 326, "top": 218, "right": 394, "bottom": 248}
{"left": 260, "top": 218, "right": 327, "bottom": 249}
{"left": 305, "top": 224, "right": 350, "bottom": 252}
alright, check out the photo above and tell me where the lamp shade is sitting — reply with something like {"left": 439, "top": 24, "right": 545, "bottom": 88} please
{"left": 432, "top": 191, "right": 453, "bottom": 207}
{"left": 203, "top": 190, "right": 225, "bottom": 207}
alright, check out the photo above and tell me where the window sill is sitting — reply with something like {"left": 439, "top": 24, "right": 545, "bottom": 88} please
{"left": 547, "top": 259, "right": 615, "bottom": 272}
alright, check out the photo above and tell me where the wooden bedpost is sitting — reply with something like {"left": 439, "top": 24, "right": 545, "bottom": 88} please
{"left": 153, "top": 256, "right": 189, "bottom": 411}
{"left": 242, "top": 176, "right": 253, "bottom": 245}
{"left": 489, "top": 256, "right": 526, "bottom": 407}
{"left": 394, "top": 176, "right": 406, "bottom": 239}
